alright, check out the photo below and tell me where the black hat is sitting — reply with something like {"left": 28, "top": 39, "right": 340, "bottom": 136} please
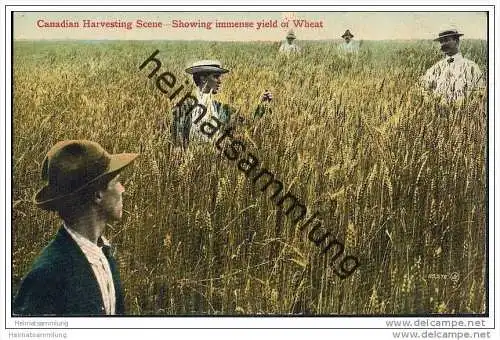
{"left": 341, "top": 29, "right": 354, "bottom": 38}
{"left": 434, "top": 29, "right": 464, "bottom": 41}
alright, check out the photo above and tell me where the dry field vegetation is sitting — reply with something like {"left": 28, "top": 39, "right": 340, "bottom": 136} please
{"left": 12, "top": 39, "right": 487, "bottom": 315}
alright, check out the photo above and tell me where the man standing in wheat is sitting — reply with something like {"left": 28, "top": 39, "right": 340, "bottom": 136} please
{"left": 279, "top": 30, "right": 301, "bottom": 55}
{"left": 338, "top": 29, "right": 360, "bottom": 54}
{"left": 419, "top": 28, "right": 485, "bottom": 102}
{"left": 171, "top": 60, "right": 273, "bottom": 148}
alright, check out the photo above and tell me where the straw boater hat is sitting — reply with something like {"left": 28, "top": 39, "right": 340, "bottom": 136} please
{"left": 34, "top": 140, "right": 138, "bottom": 211}
{"left": 286, "top": 30, "right": 296, "bottom": 40}
{"left": 434, "top": 29, "right": 464, "bottom": 41}
{"left": 185, "top": 60, "right": 229, "bottom": 75}
{"left": 341, "top": 29, "right": 354, "bottom": 38}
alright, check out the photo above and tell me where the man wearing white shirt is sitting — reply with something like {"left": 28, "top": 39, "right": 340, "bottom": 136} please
{"left": 420, "top": 29, "right": 485, "bottom": 102}
{"left": 338, "top": 29, "right": 360, "bottom": 54}
{"left": 279, "top": 30, "right": 301, "bottom": 55}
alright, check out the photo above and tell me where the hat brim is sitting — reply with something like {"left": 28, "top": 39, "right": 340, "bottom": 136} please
{"left": 34, "top": 152, "right": 139, "bottom": 210}
{"left": 434, "top": 33, "right": 463, "bottom": 41}
{"left": 287, "top": 36, "right": 296, "bottom": 39}
{"left": 342, "top": 34, "right": 354, "bottom": 38}
{"left": 185, "top": 66, "right": 229, "bottom": 75}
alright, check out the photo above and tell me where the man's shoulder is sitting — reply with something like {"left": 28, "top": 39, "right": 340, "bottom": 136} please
{"left": 424, "top": 58, "right": 446, "bottom": 73}
{"left": 24, "top": 250, "right": 67, "bottom": 285}
{"left": 431, "top": 57, "right": 447, "bottom": 67}
{"left": 30, "top": 229, "right": 76, "bottom": 273}
{"left": 460, "top": 56, "right": 482, "bottom": 68}
{"left": 172, "top": 100, "right": 195, "bottom": 111}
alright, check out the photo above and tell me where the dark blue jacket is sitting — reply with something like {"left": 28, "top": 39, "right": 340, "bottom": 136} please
{"left": 13, "top": 226, "right": 125, "bottom": 316}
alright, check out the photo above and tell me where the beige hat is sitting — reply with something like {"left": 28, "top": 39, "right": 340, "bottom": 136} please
{"left": 286, "top": 30, "right": 296, "bottom": 39}
{"left": 34, "top": 140, "right": 138, "bottom": 211}
{"left": 185, "top": 60, "right": 229, "bottom": 74}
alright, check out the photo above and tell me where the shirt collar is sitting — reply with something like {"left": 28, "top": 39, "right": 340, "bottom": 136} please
{"left": 64, "top": 224, "right": 110, "bottom": 264}
{"left": 196, "top": 88, "right": 215, "bottom": 112}
{"left": 197, "top": 88, "right": 213, "bottom": 101}
{"left": 445, "top": 52, "right": 462, "bottom": 62}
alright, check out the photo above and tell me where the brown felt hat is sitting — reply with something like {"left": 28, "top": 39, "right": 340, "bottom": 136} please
{"left": 34, "top": 140, "right": 138, "bottom": 211}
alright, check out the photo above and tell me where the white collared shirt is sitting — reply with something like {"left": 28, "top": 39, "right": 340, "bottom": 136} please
{"left": 338, "top": 40, "right": 360, "bottom": 53}
{"left": 279, "top": 42, "right": 301, "bottom": 54}
{"left": 420, "top": 53, "right": 485, "bottom": 101}
{"left": 64, "top": 225, "right": 116, "bottom": 315}
{"left": 190, "top": 88, "right": 222, "bottom": 143}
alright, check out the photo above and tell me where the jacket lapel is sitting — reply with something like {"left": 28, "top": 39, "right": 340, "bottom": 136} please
{"left": 55, "top": 227, "right": 106, "bottom": 315}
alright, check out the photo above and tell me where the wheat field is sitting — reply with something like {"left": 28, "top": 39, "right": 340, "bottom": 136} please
{"left": 11, "top": 39, "right": 487, "bottom": 315}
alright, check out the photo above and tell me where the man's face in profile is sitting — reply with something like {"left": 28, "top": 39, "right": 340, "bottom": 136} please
{"left": 203, "top": 73, "right": 223, "bottom": 94}
{"left": 99, "top": 174, "right": 125, "bottom": 222}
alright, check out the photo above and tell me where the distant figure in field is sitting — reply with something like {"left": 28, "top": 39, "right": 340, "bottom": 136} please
{"left": 419, "top": 29, "right": 485, "bottom": 102}
{"left": 338, "top": 29, "right": 360, "bottom": 54}
{"left": 171, "top": 60, "right": 273, "bottom": 148}
{"left": 13, "top": 140, "right": 138, "bottom": 316}
{"left": 279, "top": 30, "right": 301, "bottom": 55}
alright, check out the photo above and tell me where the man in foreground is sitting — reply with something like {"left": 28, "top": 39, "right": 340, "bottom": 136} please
{"left": 13, "top": 140, "right": 138, "bottom": 315}
{"left": 419, "top": 28, "right": 485, "bottom": 102}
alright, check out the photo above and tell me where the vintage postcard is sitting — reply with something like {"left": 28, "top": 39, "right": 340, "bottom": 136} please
{"left": 3, "top": 3, "right": 496, "bottom": 339}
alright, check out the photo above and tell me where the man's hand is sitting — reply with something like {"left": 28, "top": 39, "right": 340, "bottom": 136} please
{"left": 261, "top": 90, "right": 273, "bottom": 103}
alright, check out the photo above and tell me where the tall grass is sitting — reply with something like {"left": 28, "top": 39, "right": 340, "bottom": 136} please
{"left": 12, "top": 39, "right": 487, "bottom": 314}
